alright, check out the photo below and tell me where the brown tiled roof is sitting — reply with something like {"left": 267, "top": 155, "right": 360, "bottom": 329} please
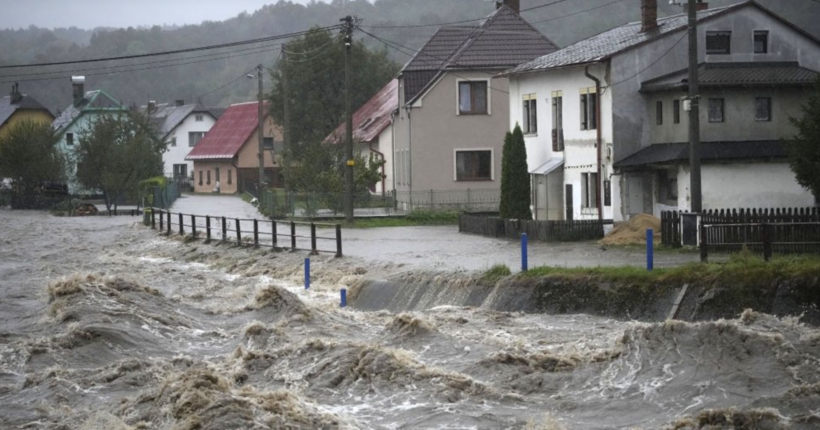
{"left": 401, "top": 5, "right": 557, "bottom": 105}
{"left": 641, "top": 62, "right": 819, "bottom": 92}
{"left": 326, "top": 79, "right": 398, "bottom": 144}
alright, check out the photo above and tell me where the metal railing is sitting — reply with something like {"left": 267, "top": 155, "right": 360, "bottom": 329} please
{"left": 150, "top": 208, "right": 342, "bottom": 256}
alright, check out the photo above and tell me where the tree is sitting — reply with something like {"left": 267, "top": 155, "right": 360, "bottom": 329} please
{"left": 0, "top": 119, "right": 65, "bottom": 208}
{"left": 73, "top": 113, "right": 165, "bottom": 210}
{"left": 786, "top": 76, "right": 820, "bottom": 202}
{"left": 499, "top": 124, "right": 532, "bottom": 219}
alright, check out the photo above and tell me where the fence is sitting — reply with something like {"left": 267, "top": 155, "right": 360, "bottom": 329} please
{"left": 150, "top": 208, "right": 342, "bottom": 256}
{"left": 459, "top": 213, "right": 612, "bottom": 242}
{"left": 258, "top": 189, "right": 395, "bottom": 218}
{"left": 396, "top": 188, "right": 500, "bottom": 212}
{"left": 152, "top": 182, "right": 180, "bottom": 209}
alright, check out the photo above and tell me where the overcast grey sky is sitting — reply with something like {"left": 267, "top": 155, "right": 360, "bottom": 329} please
{"left": 0, "top": 0, "right": 330, "bottom": 30}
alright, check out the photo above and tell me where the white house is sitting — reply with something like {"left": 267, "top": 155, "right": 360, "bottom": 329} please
{"left": 502, "top": 0, "right": 820, "bottom": 221}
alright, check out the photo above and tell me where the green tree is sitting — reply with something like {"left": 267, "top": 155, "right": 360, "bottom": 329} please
{"left": 500, "top": 124, "right": 532, "bottom": 219}
{"left": 786, "top": 76, "right": 820, "bottom": 201}
{"left": 0, "top": 119, "right": 65, "bottom": 208}
{"left": 73, "top": 113, "right": 166, "bottom": 210}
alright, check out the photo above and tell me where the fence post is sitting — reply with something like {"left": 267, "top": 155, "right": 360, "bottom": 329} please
{"left": 700, "top": 223, "right": 708, "bottom": 263}
{"left": 310, "top": 223, "right": 318, "bottom": 255}
{"left": 305, "top": 258, "right": 310, "bottom": 290}
{"left": 158, "top": 210, "right": 163, "bottom": 231}
{"left": 646, "top": 228, "right": 654, "bottom": 271}
{"left": 253, "top": 220, "right": 259, "bottom": 248}
{"left": 151, "top": 209, "right": 156, "bottom": 229}
{"left": 191, "top": 215, "right": 197, "bottom": 238}
{"left": 521, "top": 233, "right": 528, "bottom": 272}
{"left": 221, "top": 217, "right": 227, "bottom": 242}
{"left": 762, "top": 223, "right": 772, "bottom": 262}
{"left": 467, "top": 188, "right": 472, "bottom": 211}
{"left": 236, "top": 219, "right": 242, "bottom": 245}
{"left": 430, "top": 189, "right": 434, "bottom": 209}
{"left": 206, "top": 216, "right": 211, "bottom": 242}
{"left": 335, "top": 224, "right": 343, "bottom": 257}
{"left": 167, "top": 211, "right": 172, "bottom": 235}
{"left": 340, "top": 288, "right": 347, "bottom": 308}
{"left": 178, "top": 213, "right": 184, "bottom": 236}
{"left": 291, "top": 221, "right": 296, "bottom": 251}
{"left": 272, "top": 221, "right": 278, "bottom": 248}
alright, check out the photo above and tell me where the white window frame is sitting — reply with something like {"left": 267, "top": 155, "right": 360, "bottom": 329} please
{"left": 455, "top": 78, "right": 492, "bottom": 116}
{"left": 522, "top": 93, "right": 537, "bottom": 135}
{"left": 453, "top": 148, "right": 494, "bottom": 182}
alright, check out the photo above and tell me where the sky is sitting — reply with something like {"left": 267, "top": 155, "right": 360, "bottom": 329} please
{"left": 0, "top": 0, "right": 330, "bottom": 30}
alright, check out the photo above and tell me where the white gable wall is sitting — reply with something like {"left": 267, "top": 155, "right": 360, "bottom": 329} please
{"left": 165, "top": 113, "right": 216, "bottom": 179}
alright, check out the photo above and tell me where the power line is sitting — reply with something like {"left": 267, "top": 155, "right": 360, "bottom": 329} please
{"left": 0, "top": 24, "right": 342, "bottom": 70}
{"left": 606, "top": 31, "right": 688, "bottom": 88}
{"left": 195, "top": 66, "right": 259, "bottom": 101}
{"left": 530, "top": 0, "right": 627, "bottom": 24}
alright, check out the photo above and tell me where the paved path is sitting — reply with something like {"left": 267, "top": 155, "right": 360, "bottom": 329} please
{"left": 170, "top": 194, "right": 702, "bottom": 272}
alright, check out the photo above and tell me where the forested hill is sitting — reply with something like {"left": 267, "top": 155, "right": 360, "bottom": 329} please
{"left": 1, "top": 0, "right": 818, "bottom": 114}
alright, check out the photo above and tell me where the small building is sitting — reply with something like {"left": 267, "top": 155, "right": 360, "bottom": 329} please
{"left": 143, "top": 101, "right": 222, "bottom": 188}
{"left": 0, "top": 83, "right": 55, "bottom": 139}
{"left": 185, "top": 101, "right": 281, "bottom": 195}
{"left": 325, "top": 79, "right": 398, "bottom": 195}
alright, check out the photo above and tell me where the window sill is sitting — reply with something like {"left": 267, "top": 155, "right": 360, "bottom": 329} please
{"left": 524, "top": 133, "right": 538, "bottom": 137}
{"left": 456, "top": 179, "right": 493, "bottom": 182}
{"left": 458, "top": 112, "right": 489, "bottom": 116}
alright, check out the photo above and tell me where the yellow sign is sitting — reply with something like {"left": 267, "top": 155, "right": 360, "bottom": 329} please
{"left": 347, "top": 160, "right": 355, "bottom": 166}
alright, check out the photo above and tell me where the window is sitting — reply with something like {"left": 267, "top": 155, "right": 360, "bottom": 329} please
{"left": 189, "top": 131, "right": 206, "bottom": 147}
{"left": 66, "top": 133, "right": 74, "bottom": 146}
{"left": 455, "top": 150, "right": 492, "bottom": 181}
{"left": 206, "top": 170, "right": 211, "bottom": 185}
{"left": 580, "top": 89, "right": 597, "bottom": 130}
{"left": 263, "top": 137, "right": 274, "bottom": 150}
{"left": 227, "top": 169, "right": 232, "bottom": 185}
{"left": 656, "top": 101, "right": 664, "bottom": 125}
{"left": 581, "top": 172, "right": 598, "bottom": 208}
{"left": 603, "top": 180, "right": 611, "bottom": 207}
{"left": 170, "top": 137, "right": 177, "bottom": 147}
{"left": 173, "top": 164, "right": 187, "bottom": 178}
{"left": 551, "top": 92, "right": 564, "bottom": 151}
{"left": 755, "top": 97, "right": 771, "bottom": 122}
{"left": 708, "top": 98, "right": 725, "bottom": 123}
{"left": 673, "top": 100, "right": 681, "bottom": 124}
{"left": 659, "top": 170, "right": 678, "bottom": 201}
{"left": 754, "top": 31, "right": 769, "bottom": 54}
{"left": 706, "top": 31, "right": 731, "bottom": 54}
{"left": 195, "top": 114, "right": 204, "bottom": 122}
{"left": 458, "top": 81, "right": 488, "bottom": 115}
{"left": 198, "top": 170, "right": 203, "bottom": 186}
{"left": 522, "top": 94, "right": 537, "bottom": 134}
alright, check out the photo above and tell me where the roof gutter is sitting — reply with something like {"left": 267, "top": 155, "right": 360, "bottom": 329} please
{"left": 585, "top": 64, "right": 604, "bottom": 222}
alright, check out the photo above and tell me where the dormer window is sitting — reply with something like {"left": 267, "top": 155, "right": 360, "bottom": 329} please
{"left": 706, "top": 31, "right": 731, "bottom": 55}
{"left": 754, "top": 31, "right": 769, "bottom": 54}
{"left": 195, "top": 114, "right": 204, "bottom": 122}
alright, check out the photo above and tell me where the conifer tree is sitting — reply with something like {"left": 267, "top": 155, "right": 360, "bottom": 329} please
{"left": 786, "top": 76, "right": 820, "bottom": 202}
{"left": 500, "top": 124, "right": 532, "bottom": 219}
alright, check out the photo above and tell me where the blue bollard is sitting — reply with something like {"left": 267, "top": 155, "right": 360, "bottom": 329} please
{"left": 521, "top": 233, "right": 528, "bottom": 272}
{"left": 647, "top": 228, "right": 654, "bottom": 271}
{"left": 305, "top": 258, "right": 310, "bottom": 290}
{"left": 340, "top": 288, "right": 347, "bottom": 308}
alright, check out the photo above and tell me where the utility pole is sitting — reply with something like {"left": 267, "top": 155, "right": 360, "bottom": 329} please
{"left": 687, "top": 0, "right": 702, "bottom": 213}
{"left": 257, "top": 64, "right": 265, "bottom": 193}
{"left": 342, "top": 16, "right": 354, "bottom": 224}
{"left": 282, "top": 45, "right": 291, "bottom": 193}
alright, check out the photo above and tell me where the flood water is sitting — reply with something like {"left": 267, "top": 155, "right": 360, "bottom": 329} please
{"left": 1, "top": 210, "right": 818, "bottom": 429}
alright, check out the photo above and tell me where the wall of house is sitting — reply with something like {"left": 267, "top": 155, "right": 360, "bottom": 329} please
{"left": 192, "top": 160, "right": 238, "bottom": 194}
{"left": 393, "top": 71, "right": 510, "bottom": 195}
{"left": 164, "top": 112, "right": 216, "bottom": 180}
{"left": 698, "top": 162, "right": 813, "bottom": 209}
{"left": 648, "top": 87, "right": 806, "bottom": 144}
{"left": 509, "top": 63, "right": 615, "bottom": 220}
{"left": 236, "top": 116, "right": 281, "bottom": 169}
{"left": 57, "top": 111, "right": 119, "bottom": 194}
{"left": 0, "top": 110, "right": 54, "bottom": 140}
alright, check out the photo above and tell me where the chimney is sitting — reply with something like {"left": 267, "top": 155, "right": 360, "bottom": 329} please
{"left": 175, "top": 99, "right": 185, "bottom": 107}
{"left": 71, "top": 76, "right": 85, "bottom": 106}
{"left": 496, "top": 0, "right": 520, "bottom": 15}
{"left": 683, "top": 1, "right": 709, "bottom": 13}
{"left": 10, "top": 83, "right": 22, "bottom": 104}
{"left": 640, "top": 0, "right": 658, "bottom": 33}
{"left": 148, "top": 100, "right": 157, "bottom": 113}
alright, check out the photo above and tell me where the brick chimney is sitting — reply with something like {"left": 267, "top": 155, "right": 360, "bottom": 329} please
{"left": 10, "top": 83, "right": 22, "bottom": 104}
{"left": 641, "top": 0, "right": 658, "bottom": 33}
{"left": 71, "top": 76, "right": 85, "bottom": 106}
{"left": 684, "top": 1, "right": 709, "bottom": 13}
{"left": 176, "top": 99, "right": 185, "bottom": 107}
{"left": 496, "top": 0, "right": 520, "bottom": 15}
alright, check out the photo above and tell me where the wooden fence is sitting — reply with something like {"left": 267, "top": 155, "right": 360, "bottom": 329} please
{"left": 150, "top": 208, "right": 342, "bottom": 256}
{"left": 459, "top": 214, "right": 612, "bottom": 242}
{"left": 662, "top": 207, "right": 820, "bottom": 255}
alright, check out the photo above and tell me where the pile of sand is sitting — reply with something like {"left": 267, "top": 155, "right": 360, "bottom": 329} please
{"left": 599, "top": 214, "right": 661, "bottom": 246}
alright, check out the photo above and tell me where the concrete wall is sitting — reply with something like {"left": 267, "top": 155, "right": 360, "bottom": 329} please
{"left": 164, "top": 112, "right": 216, "bottom": 179}
{"left": 699, "top": 162, "right": 812, "bottom": 209}
{"left": 394, "top": 70, "right": 509, "bottom": 193}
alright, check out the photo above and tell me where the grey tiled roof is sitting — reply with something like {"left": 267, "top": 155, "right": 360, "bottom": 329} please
{"left": 401, "top": 5, "right": 557, "bottom": 104}
{"left": 641, "top": 62, "right": 819, "bottom": 92}
{"left": 504, "top": 4, "right": 738, "bottom": 76}
{"left": 0, "top": 94, "right": 52, "bottom": 128}
{"left": 615, "top": 140, "right": 785, "bottom": 168}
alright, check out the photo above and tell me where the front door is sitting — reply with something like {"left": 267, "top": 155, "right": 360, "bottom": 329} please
{"left": 565, "top": 184, "right": 574, "bottom": 221}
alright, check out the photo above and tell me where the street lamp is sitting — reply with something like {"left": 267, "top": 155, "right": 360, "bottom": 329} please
{"left": 248, "top": 64, "right": 265, "bottom": 193}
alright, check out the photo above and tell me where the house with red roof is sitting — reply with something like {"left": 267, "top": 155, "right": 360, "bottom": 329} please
{"left": 325, "top": 79, "right": 398, "bottom": 194}
{"left": 186, "top": 101, "right": 281, "bottom": 195}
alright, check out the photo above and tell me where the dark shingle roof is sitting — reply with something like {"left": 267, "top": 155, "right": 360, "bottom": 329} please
{"left": 503, "top": 4, "right": 738, "bottom": 76}
{"left": 615, "top": 140, "right": 786, "bottom": 168}
{"left": 641, "top": 62, "right": 819, "bottom": 92}
{"left": 0, "top": 94, "right": 53, "bottom": 128}
{"left": 142, "top": 103, "right": 220, "bottom": 138}
{"left": 401, "top": 5, "right": 557, "bottom": 105}
{"left": 52, "top": 90, "right": 124, "bottom": 132}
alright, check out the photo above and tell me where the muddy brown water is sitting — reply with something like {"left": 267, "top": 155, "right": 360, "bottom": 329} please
{"left": 1, "top": 210, "right": 819, "bottom": 429}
